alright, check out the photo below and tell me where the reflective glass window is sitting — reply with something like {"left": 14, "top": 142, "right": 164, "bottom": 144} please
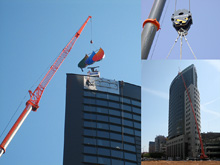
{"left": 132, "top": 107, "right": 141, "bottom": 114}
{"left": 97, "top": 130, "right": 109, "bottom": 138}
{"left": 120, "top": 97, "right": 131, "bottom": 104}
{"left": 84, "top": 137, "right": 96, "bottom": 145}
{"left": 135, "top": 130, "right": 141, "bottom": 137}
{"left": 108, "top": 94, "right": 120, "bottom": 101}
{"left": 111, "top": 150, "right": 123, "bottom": 158}
{"left": 84, "top": 105, "right": 96, "bottom": 112}
{"left": 131, "top": 100, "right": 141, "bottom": 107}
{"left": 98, "top": 148, "right": 110, "bottom": 156}
{"left": 84, "top": 129, "right": 96, "bottom": 136}
{"left": 84, "top": 146, "right": 97, "bottom": 154}
{"left": 124, "top": 119, "right": 133, "bottom": 127}
{"left": 109, "top": 109, "right": 121, "bottom": 116}
{"left": 134, "top": 122, "right": 141, "bottom": 129}
{"left": 109, "top": 102, "right": 120, "bottom": 109}
{"left": 97, "top": 123, "right": 109, "bottom": 130}
{"left": 84, "top": 155, "right": 97, "bottom": 164}
{"left": 123, "top": 112, "right": 132, "bottom": 119}
{"left": 84, "top": 91, "right": 96, "bottom": 97}
{"left": 96, "top": 100, "right": 108, "bottom": 106}
{"left": 97, "top": 114, "right": 108, "bottom": 122}
{"left": 125, "top": 161, "right": 137, "bottom": 165}
{"left": 96, "top": 93, "right": 107, "bottom": 99}
{"left": 111, "top": 141, "right": 123, "bottom": 150}
{"left": 110, "top": 133, "right": 122, "bottom": 141}
{"left": 110, "top": 125, "right": 121, "bottom": 132}
{"left": 84, "top": 113, "right": 96, "bottom": 120}
{"left": 97, "top": 139, "right": 110, "bottom": 147}
{"left": 97, "top": 107, "right": 108, "bottom": 114}
{"left": 124, "top": 152, "right": 137, "bottom": 161}
{"left": 133, "top": 114, "right": 141, "bottom": 121}
{"left": 84, "top": 98, "right": 96, "bottom": 104}
{"left": 123, "top": 127, "right": 134, "bottom": 135}
{"left": 122, "top": 104, "right": 132, "bottom": 112}
{"left": 84, "top": 121, "right": 96, "bottom": 128}
{"left": 124, "top": 135, "right": 135, "bottom": 143}
{"left": 109, "top": 117, "right": 121, "bottom": 124}
{"left": 98, "top": 157, "right": 111, "bottom": 164}
{"left": 124, "top": 144, "right": 136, "bottom": 152}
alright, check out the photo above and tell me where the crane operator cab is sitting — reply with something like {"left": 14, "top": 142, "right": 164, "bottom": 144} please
{"left": 171, "top": 9, "right": 193, "bottom": 35}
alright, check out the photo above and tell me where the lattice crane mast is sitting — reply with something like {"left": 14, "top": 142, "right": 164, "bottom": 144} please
{"left": 0, "top": 16, "right": 92, "bottom": 157}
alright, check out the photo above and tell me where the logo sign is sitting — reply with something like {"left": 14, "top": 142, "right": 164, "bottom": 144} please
{"left": 84, "top": 76, "right": 119, "bottom": 94}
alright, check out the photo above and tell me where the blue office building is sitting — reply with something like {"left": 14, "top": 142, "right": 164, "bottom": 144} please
{"left": 63, "top": 73, "right": 141, "bottom": 165}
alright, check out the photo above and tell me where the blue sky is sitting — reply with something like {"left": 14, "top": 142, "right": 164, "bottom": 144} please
{"left": 0, "top": 0, "right": 140, "bottom": 164}
{"left": 141, "top": 60, "right": 220, "bottom": 152}
{"left": 141, "top": 0, "right": 220, "bottom": 59}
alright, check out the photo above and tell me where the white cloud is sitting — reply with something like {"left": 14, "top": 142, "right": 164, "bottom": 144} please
{"left": 202, "top": 97, "right": 220, "bottom": 106}
{"left": 142, "top": 87, "right": 169, "bottom": 100}
{"left": 207, "top": 60, "right": 220, "bottom": 72}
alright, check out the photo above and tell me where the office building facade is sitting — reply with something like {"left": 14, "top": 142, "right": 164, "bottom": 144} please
{"left": 63, "top": 73, "right": 141, "bottom": 165}
{"left": 167, "top": 64, "right": 201, "bottom": 159}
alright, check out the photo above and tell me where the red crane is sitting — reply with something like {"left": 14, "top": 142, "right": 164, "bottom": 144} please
{"left": 178, "top": 71, "right": 208, "bottom": 159}
{"left": 0, "top": 16, "right": 92, "bottom": 157}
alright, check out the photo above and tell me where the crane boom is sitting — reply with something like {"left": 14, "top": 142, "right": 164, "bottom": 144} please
{"left": 0, "top": 16, "right": 92, "bottom": 157}
{"left": 178, "top": 71, "right": 208, "bottom": 159}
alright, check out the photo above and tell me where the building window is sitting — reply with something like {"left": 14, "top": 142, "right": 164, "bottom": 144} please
{"left": 97, "top": 114, "right": 109, "bottom": 122}
{"left": 84, "top": 113, "right": 96, "bottom": 120}
{"left": 109, "top": 116, "right": 121, "bottom": 124}
{"left": 109, "top": 94, "right": 120, "bottom": 101}
{"left": 110, "top": 132, "right": 122, "bottom": 141}
{"left": 109, "top": 101, "right": 120, "bottom": 109}
{"left": 111, "top": 141, "right": 123, "bottom": 150}
{"left": 124, "top": 144, "right": 136, "bottom": 152}
{"left": 98, "top": 157, "right": 111, "bottom": 164}
{"left": 96, "top": 92, "right": 107, "bottom": 99}
{"left": 123, "top": 119, "right": 133, "bottom": 127}
{"left": 97, "top": 123, "right": 109, "bottom": 130}
{"left": 84, "top": 137, "right": 96, "bottom": 145}
{"left": 124, "top": 152, "right": 137, "bottom": 161}
{"left": 123, "top": 112, "right": 132, "bottom": 119}
{"left": 112, "top": 159, "right": 124, "bottom": 165}
{"left": 96, "top": 99, "right": 108, "bottom": 106}
{"left": 122, "top": 104, "right": 132, "bottom": 112}
{"left": 96, "top": 107, "right": 108, "bottom": 114}
{"left": 84, "top": 129, "right": 96, "bottom": 136}
{"left": 84, "top": 105, "right": 96, "bottom": 112}
{"left": 134, "top": 130, "right": 141, "bottom": 137}
{"left": 98, "top": 148, "right": 110, "bottom": 156}
{"left": 84, "top": 155, "right": 97, "bottom": 164}
{"left": 109, "top": 109, "right": 121, "bottom": 117}
{"left": 124, "top": 135, "right": 135, "bottom": 143}
{"left": 84, "top": 146, "right": 97, "bottom": 154}
{"left": 134, "top": 122, "right": 141, "bottom": 129}
{"left": 111, "top": 150, "right": 123, "bottom": 158}
{"left": 132, "top": 107, "right": 141, "bottom": 114}
{"left": 97, "top": 130, "right": 110, "bottom": 138}
{"left": 110, "top": 125, "right": 122, "bottom": 132}
{"left": 133, "top": 114, "right": 141, "bottom": 121}
{"left": 97, "top": 139, "right": 110, "bottom": 147}
{"left": 124, "top": 127, "right": 134, "bottom": 135}
{"left": 131, "top": 100, "right": 141, "bottom": 107}
{"left": 84, "top": 121, "right": 96, "bottom": 128}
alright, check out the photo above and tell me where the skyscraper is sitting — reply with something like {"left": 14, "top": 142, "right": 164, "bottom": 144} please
{"left": 63, "top": 72, "right": 141, "bottom": 165}
{"left": 167, "top": 64, "right": 200, "bottom": 159}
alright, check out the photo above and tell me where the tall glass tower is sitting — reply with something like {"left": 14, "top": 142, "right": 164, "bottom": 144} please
{"left": 167, "top": 64, "right": 200, "bottom": 159}
{"left": 63, "top": 72, "right": 141, "bottom": 165}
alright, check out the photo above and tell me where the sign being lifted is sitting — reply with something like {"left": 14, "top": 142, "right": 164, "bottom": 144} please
{"left": 84, "top": 76, "right": 119, "bottom": 94}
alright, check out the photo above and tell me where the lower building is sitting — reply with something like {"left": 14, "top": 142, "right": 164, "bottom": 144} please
{"left": 149, "top": 141, "right": 155, "bottom": 153}
{"left": 155, "top": 135, "right": 166, "bottom": 153}
{"left": 63, "top": 72, "right": 141, "bottom": 165}
{"left": 202, "top": 132, "right": 220, "bottom": 159}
